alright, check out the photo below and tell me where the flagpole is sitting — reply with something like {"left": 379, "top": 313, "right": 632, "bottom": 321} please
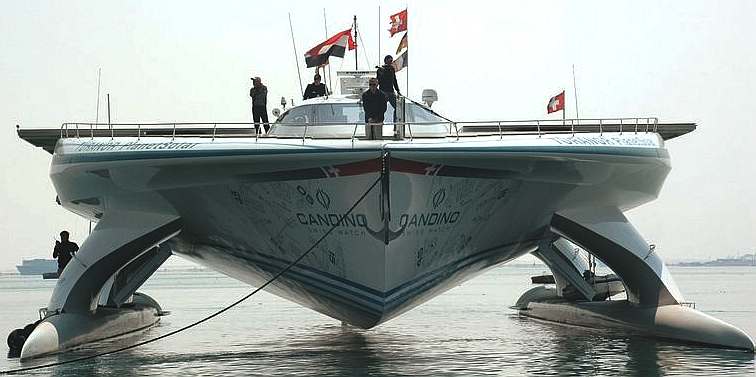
{"left": 323, "top": 8, "right": 333, "bottom": 94}
{"left": 288, "top": 12, "right": 304, "bottom": 97}
{"left": 405, "top": 42, "right": 409, "bottom": 97}
{"left": 572, "top": 64, "right": 580, "bottom": 124}
{"left": 94, "top": 67, "right": 101, "bottom": 127}
{"left": 353, "top": 15, "right": 358, "bottom": 70}
{"left": 378, "top": 5, "right": 381, "bottom": 67}
{"left": 562, "top": 90, "right": 566, "bottom": 126}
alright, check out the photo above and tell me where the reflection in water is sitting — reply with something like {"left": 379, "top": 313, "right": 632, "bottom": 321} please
{"left": 519, "top": 317, "right": 754, "bottom": 376}
{"left": 1, "top": 269, "right": 754, "bottom": 376}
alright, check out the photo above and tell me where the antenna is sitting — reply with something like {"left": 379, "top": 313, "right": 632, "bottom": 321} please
{"left": 378, "top": 5, "right": 381, "bottom": 66}
{"left": 107, "top": 93, "right": 111, "bottom": 126}
{"left": 323, "top": 8, "right": 333, "bottom": 94}
{"left": 572, "top": 64, "right": 580, "bottom": 123}
{"left": 288, "top": 12, "right": 304, "bottom": 97}
{"left": 95, "top": 68, "right": 101, "bottom": 127}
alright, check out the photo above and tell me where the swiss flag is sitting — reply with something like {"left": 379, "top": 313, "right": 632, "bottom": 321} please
{"left": 547, "top": 91, "right": 565, "bottom": 114}
{"left": 389, "top": 9, "right": 407, "bottom": 37}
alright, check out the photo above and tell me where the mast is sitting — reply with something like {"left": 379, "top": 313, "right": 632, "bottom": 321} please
{"left": 323, "top": 8, "right": 333, "bottom": 93}
{"left": 288, "top": 13, "right": 304, "bottom": 97}
{"left": 353, "top": 15, "right": 358, "bottom": 70}
{"left": 572, "top": 64, "right": 580, "bottom": 124}
{"left": 95, "top": 68, "right": 101, "bottom": 126}
{"left": 378, "top": 6, "right": 381, "bottom": 66}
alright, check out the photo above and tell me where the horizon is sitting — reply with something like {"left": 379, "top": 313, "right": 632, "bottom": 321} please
{"left": 2, "top": 1, "right": 755, "bottom": 271}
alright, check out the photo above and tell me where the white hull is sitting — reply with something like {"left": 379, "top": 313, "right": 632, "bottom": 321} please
{"left": 49, "top": 133, "right": 669, "bottom": 328}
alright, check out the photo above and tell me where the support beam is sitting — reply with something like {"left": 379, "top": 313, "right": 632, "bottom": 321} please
{"left": 533, "top": 237, "right": 596, "bottom": 300}
{"left": 551, "top": 206, "right": 683, "bottom": 306}
{"left": 49, "top": 210, "right": 181, "bottom": 314}
{"left": 100, "top": 244, "right": 172, "bottom": 307}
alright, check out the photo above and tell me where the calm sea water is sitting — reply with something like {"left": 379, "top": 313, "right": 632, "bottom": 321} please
{"left": 1, "top": 266, "right": 754, "bottom": 376}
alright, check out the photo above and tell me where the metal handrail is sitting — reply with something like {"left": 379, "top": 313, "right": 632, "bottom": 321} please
{"left": 56, "top": 117, "right": 668, "bottom": 141}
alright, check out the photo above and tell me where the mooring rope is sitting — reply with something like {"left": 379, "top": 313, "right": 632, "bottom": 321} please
{"left": 1, "top": 176, "right": 383, "bottom": 375}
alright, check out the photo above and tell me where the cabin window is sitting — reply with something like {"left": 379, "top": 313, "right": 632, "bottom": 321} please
{"left": 279, "top": 105, "right": 313, "bottom": 124}
{"left": 314, "top": 104, "right": 364, "bottom": 124}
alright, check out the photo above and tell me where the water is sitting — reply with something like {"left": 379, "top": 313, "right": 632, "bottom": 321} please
{"left": 1, "top": 266, "right": 754, "bottom": 376}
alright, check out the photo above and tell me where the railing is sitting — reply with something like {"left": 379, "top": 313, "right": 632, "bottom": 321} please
{"left": 58, "top": 117, "right": 664, "bottom": 144}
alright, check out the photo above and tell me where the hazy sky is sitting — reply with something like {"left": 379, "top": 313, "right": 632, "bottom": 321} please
{"left": 1, "top": 1, "right": 754, "bottom": 271}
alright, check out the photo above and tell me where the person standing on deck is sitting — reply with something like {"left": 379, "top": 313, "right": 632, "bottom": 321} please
{"left": 250, "top": 76, "right": 269, "bottom": 134}
{"left": 376, "top": 55, "right": 401, "bottom": 121}
{"left": 303, "top": 73, "right": 328, "bottom": 100}
{"left": 362, "top": 78, "right": 388, "bottom": 140}
{"left": 53, "top": 230, "right": 79, "bottom": 276}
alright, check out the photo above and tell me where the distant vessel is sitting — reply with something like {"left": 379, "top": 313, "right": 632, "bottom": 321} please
{"left": 16, "top": 259, "right": 57, "bottom": 275}
{"left": 674, "top": 253, "right": 756, "bottom": 267}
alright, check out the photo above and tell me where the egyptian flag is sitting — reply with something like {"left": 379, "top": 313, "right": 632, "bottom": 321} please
{"left": 396, "top": 33, "right": 408, "bottom": 54}
{"left": 389, "top": 9, "right": 407, "bottom": 37}
{"left": 547, "top": 91, "right": 565, "bottom": 113}
{"left": 305, "top": 28, "right": 355, "bottom": 68}
{"left": 393, "top": 50, "right": 408, "bottom": 72}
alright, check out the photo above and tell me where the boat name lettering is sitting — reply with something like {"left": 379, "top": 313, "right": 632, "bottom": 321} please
{"left": 295, "top": 211, "right": 461, "bottom": 229}
{"left": 399, "top": 211, "right": 460, "bottom": 228}
{"left": 296, "top": 213, "right": 368, "bottom": 227}
{"left": 553, "top": 137, "right": 655, "bottom": 147}
{"left": 75, "top": 141, "right": 199, "bottom": 152}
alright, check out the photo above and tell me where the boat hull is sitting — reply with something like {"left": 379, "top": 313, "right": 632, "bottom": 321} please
{"left": 49, "top": 133, "right": 670, "bottom": 327}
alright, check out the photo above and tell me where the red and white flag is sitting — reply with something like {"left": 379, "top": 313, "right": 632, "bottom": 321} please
{"left": 388, "top": 9, "right": 407, "bottom": 37}
{"left": 304, "top": 28, "right": 356, "bottom": 68}
{"left": 547, "top": 91, "right": 565, "bottom": 114}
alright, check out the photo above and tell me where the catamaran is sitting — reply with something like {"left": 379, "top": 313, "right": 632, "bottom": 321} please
{"left": 12, "top": 70, "right": 754, "bottom": 359}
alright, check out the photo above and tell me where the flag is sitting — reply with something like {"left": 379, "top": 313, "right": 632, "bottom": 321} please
{"left": 547, "top": 91, "right": 565, "bottom": 114}
{"left": 304, "top": 28, "right": 355, "bottom": 68}
{"left": 389, "top": 9, "right": 407, "bottom": 37}
{"left": 393, "top": 50, "right": 408, "bottom": 72}
{"left": 396, "top": 33, "right": 408, "bottom": 54}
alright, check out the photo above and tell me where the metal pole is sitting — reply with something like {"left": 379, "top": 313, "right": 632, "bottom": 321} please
{"left": 378, "top": 5, "right": 381, "bottom": 67}
{"left": 107, "top": 93, "right": 113, "bottom": 139}
{"left": 288, "top": 13, "right": 304, "bottom": 97}
{"left": 405, "top": 33, "right": 409, "bottom": 97}
{"left": 405, "top": 7, "right": 409, "bottom": 97}
{"left": 323, "top": 8, "right": 333, "bottom": 94}
{"left": 95, "top": 68, "right": 101, "bottom": 128}
{"left": 354, "top": 15, "right": 358, "bottom": 70}
{"left": 572, "top": 64, "right": 580, "bottom": 124}
{"left": 107, "top": 93, "right": 111, "bottom": 127}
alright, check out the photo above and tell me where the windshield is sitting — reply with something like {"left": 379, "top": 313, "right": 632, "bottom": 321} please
{"left": 271, "top": 102, "right": 449, "bottom": 138}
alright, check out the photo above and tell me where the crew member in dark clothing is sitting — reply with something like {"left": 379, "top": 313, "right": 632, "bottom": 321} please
{"left": 250, "top": 76, "right": 269, "bottom": 134}
{"left": 361, "top": 78, "right": 388, "bottom": 140}
{"left": 376, "top": 55, "right": 401, "bottom": 120}
{"left": 53, "top": 230, "right": 79, "bottom": 275}
{"left": 303, "top": 74, "right": 328, "bottom": 100}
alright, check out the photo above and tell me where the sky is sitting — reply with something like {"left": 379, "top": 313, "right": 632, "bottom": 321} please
{"left": 0, "top": 1, "right": 754, "bottom": 271}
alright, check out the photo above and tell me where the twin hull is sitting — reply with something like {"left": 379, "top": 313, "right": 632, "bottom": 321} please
{"left": 50, "top": 134, "right": 669, "bottom": 327}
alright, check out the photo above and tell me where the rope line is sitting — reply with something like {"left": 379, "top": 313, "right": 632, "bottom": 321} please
{"left": 1, "top": 176, "right": 383, "bottom": 375}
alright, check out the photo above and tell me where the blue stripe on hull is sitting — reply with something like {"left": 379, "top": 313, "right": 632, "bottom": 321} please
{"left": 221, "top": 236, "right": 541, "bottom": 324}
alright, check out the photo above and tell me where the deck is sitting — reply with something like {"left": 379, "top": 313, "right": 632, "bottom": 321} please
{"left": 16, "top": 119, "right": 696, "bottom": 154}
